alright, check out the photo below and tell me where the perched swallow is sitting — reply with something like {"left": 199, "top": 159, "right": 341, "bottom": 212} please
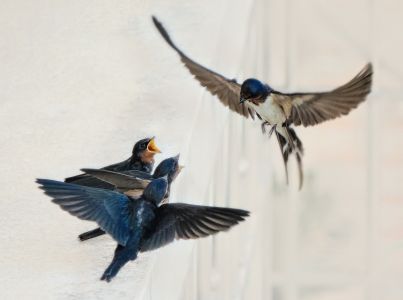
{"left": 77, "top": 155, "right": 184, "bottom": 242}
{"left": 37, "top": 177, "right": 249, "bottom": 282}
{"left": 152, "top": 16, "right": 373, "bottom": 189}
{"left": 64, "top": 137, "right": 161, "bottom": 189}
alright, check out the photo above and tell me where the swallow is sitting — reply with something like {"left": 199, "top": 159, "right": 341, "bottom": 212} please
{"left": 152, "top": 16, "right": 373, "bottom": 189}
{"left": 77, "top": 155, "right": 184, "bottom": 241}
{"left": 37, "top": 177, "right": 249, "bottom": 282}
{"left": 64, "top": 137, "right": 161, "bottom": 189}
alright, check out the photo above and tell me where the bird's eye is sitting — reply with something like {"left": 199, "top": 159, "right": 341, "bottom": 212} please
{"left": 139, "top": 143, "right": 146, "bottom": 150}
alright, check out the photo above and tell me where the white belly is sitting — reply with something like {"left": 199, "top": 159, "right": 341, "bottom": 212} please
{"left": 250, "top": 95, "right": 286, "bottom": 125}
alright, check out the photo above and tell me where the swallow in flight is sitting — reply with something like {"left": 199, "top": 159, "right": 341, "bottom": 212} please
{"left": 37, "top": 177, "right": 249, "bottom": 282}
{"left": 77, "top": 155, "right": 184, "bottom": 241}
{"left": 152, "top": 16, "right": 373, "bottom": 189}
{"left": 64, "top": 137, "right": 161, "bottom": 189}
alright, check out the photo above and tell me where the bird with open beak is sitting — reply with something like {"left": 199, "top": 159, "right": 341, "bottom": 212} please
{"left": 77, "top": 154, "right": 184, "bottom": 242}
{"left": 64, "top": 137, "right": 161, "bottom": 189}
{"left": 37, "top": 176, "right": 249, "bottom": 282}
{"left": 152, "top": 16, "right": 373, "bottom": 189}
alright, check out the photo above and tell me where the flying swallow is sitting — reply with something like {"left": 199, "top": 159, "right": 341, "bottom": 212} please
{"left": 37, "top": 177, "right": 249, "bottom": 282}
{"left": 152, "top": 16, "right": 373, "bottom": 189}
{"left": 64, "top": 137, "right": 161, "bottom": 189}
{"left": 77, "top": 155, "right": 184, "bottom": 241}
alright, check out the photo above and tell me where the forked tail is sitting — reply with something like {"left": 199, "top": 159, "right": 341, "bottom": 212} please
{"left": 78, "top": 227, "right": 105, "bottom": 241}
{"left": 266, "top": 124, "right": 304, "bottom": 189}
{"left": 101, "top": 245, "right": 138, "bottom": 282}
{"left": 286, "top": 126, "right": 304, "bottom": 190}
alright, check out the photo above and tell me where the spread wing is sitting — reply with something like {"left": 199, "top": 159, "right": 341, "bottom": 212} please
{"left": 140, "top": 203, "right": 249, "bottom": 252}
{"left": 280, "top": 63, "right": 373, "bottom": 127}
{"left": 152, "top": 16, "right": 255, "bottom": 119}
{"left": 64, "top": 173, "right": 116, "bottom": 189}
{"left": 64, "top": 158, "right": 133, "bottom": 189}
{"left": 37, "top": 179, "right": 132, "bottom": 246}
{"left": 81, "top": 169, "right": 152, "bottom": 190}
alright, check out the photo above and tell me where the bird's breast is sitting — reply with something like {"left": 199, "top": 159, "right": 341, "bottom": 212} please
{"left": 250, "top": 96, "right": 286, "bottom": 125}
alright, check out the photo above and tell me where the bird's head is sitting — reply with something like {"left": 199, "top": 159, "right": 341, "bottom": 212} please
{"left": 153, "top": 154, "right": 184, "bottom": 183}
{"left": 240, "top": 79, "right": 270, "bottom": 104}
{"left": 132, "top": 137, "right": 161, "bottom": 164}
{"left": 143, "top": 177, "right": 169, "bottom": 205}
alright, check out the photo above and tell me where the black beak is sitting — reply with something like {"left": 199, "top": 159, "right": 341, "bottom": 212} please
{"left": 239, "top": 97, "right": 246, "bottom": 104}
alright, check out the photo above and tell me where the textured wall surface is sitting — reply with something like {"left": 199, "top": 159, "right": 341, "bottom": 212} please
{"left": 1, "top": 0, "right": 402, "bottom": 299}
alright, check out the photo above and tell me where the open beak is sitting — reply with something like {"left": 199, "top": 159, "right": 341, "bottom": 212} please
{"left": 147, "top": 137, "right": 161, "bottom": 154}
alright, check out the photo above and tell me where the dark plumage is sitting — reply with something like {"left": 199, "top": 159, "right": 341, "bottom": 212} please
{"left": 77, "top": 155, "right": 183, "bottom": 241}
{"left": 65, "top": 137, "right": 160, "bottom": 241}
{"left": 240, "top": 79, "right": 270, "bottom": 104}
{"left": 152, "top": 16, "right": 373, "bottom": 189}
{"left": 37, "top": 177, "right": 249, "bottom": 282}
{"left": 64, "top": 137, "right": 161, "bottom": 189}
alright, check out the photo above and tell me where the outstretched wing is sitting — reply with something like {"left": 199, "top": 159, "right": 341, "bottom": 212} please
{"left": 64, "top": 173, "right": 116, "bottom": 190}
{"left": 140, "top": 203, "right": 249, "bottom": 252}
{"left": 152, "top": 16, "right": 255, "bottom": 119}
{"left": 81, "top": 169, "right": 151, "bottom": 190}
{"left": 37, "top": 179, "right": 132, "bottom": 246}
{"left": 279, "top": 63, "right": 373, "bottom": 127}
{"left": 64, "top": 159, "right": 133, "bottom": 189}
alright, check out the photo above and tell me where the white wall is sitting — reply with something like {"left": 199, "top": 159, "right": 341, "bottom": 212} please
{"left": 1, "top": 0, "right": 403, "bottom": 299}
{"left": 0, "top": 0, "right": 257, "bottom": 298}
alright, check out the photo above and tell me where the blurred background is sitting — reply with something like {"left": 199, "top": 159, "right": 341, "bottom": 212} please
{"left": 0, "top": 0, "right": 402, "bottom": 299}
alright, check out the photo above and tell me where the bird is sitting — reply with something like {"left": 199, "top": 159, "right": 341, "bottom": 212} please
{"left": 64, "top": 137, "right": 161, "bottom": 189}
{"left": 64, "top": 137, "right": 161, "bottom": 241}
{"left": 37, "top": 177, "right": 249, "bottom": 282}
{"left": 77, "top": 154, "right": 184, "bottom": 242}
{"left": 152, "top": 16, "right": 373, "bottom": 189}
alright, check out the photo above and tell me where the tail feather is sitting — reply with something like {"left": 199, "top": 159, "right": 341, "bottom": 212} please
{"left": 287, "top": 127, "right": 304, "bottom": 155}
{"left": 275, "top": 131, "right": 289, "bottom": 185}
{"left": 295, "top": 152, "right": 304, "bottom": 190}
{"left": 284, "top": 127, "right": 304, "bottom": 190}
{"left": 78, "top": 227, "right": 106, "bottom": 241}
{"left": 270, "top": 125, "right": 304, "bottom": 189}
{"left": 101, "top": 258, "right": 127, "bottom": 282}
{"left": 100, "top": 245, "right": 138, "bottom": 282}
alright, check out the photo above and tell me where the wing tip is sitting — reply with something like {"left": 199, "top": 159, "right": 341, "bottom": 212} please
{"left": 358, "top": 62, "right": 374, "bottom": 93}
{"left": 151, "top": 15, "right": 180, "bottom": 52}
{"left": 36, "top": 178, "right": 48, "bottom": 191}
{"left": 36, "top": 178, "right": 72, "bottom": 197}
{"left": 362, "top": 62, "right": 373, "bottom": 78}
{"left": 208, "top": 207, "right": 250, "bottom": 223}
{"left": 365, "top": 62, "right": 373, "bottom": 72}
{"left": 237, "top": 209, "right": 250, "bottom": 218}
{"left": 36, "top": 178, "right": 84, "bottom": 196}
{"left": 220, "top": 207, "right": 250, "bottom": 215}
{"left": 151, "top": 15, "right": 161, "bottom": 30}
{"left": 36, "top": 178, "right": 57, "bottom": 188}
{"left": 80, "top": 168, "right": 98, "bottom": 175}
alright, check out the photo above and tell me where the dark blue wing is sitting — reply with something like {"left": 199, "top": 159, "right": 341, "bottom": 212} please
{"left": 140, "top": 203, "right": 249, "bottom": 252}
{"left": 37, "top": 179, "right": 132, "bottom": 246}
